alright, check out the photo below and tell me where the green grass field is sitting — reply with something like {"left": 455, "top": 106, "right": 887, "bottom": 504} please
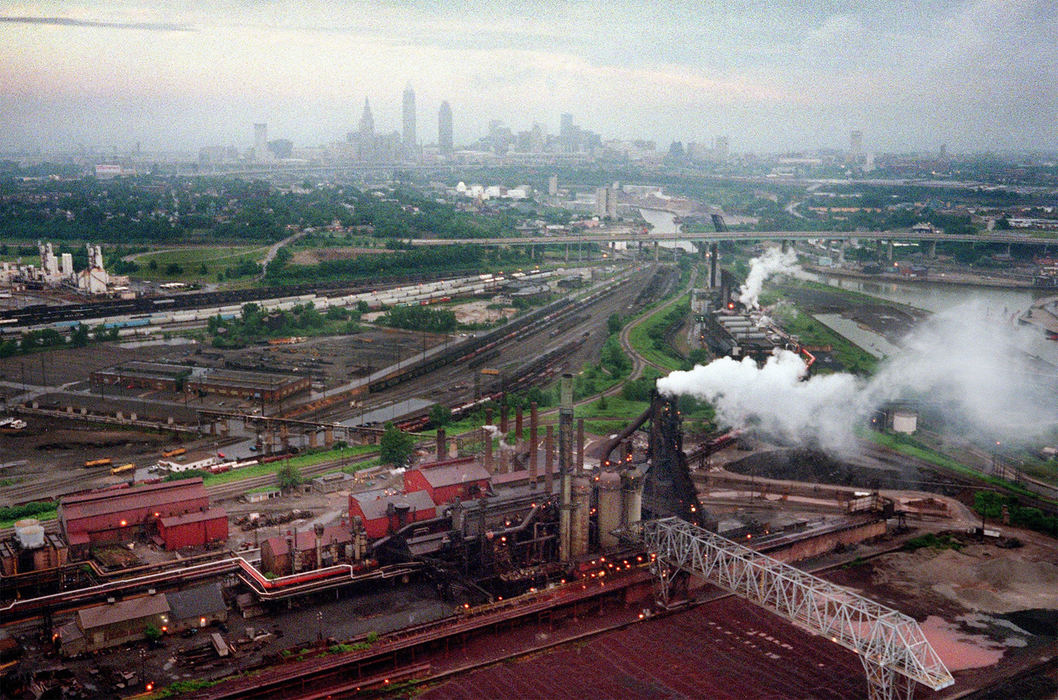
{"left": 134, "top": 246, "right": 267, "bottom": 284}
{"left": 201, "top": 444, "right": 378, "bottom": 486}
{"left": 627, "top": 293, "right": 690, "bottom": 371}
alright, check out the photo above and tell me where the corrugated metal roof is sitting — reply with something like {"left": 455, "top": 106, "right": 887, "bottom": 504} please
{"left": 78, "top": 594, "right": 170, "bottom": 630}
{"left": 414, "top": 461, "right": 491, "bottom": 489}
{"left": 61, "top": 479, "right": 208, "bottom": 522}
{"left": 351, "top": 490, "right": 436, "bottom": 521}
{"left": 166, "top": 583, "right": 226, "bottom": 622}
{"left": 159, "top": 507, "right": 227, "bottom": 528}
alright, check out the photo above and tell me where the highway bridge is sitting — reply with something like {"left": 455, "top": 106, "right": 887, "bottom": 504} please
{"left": 405, "top": 229, "right": 1056, "bottom": 247}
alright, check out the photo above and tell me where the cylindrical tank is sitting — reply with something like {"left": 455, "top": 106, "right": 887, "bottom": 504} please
{"left": 571, "top": 476, "right": 591, "bottom": 557}
{"left": 15, "top": 519, "right": 45, "bottom": 549}
{"left": 622, "top": 470, "right": 643, "bottom": 528}
{"left": 597, "top": 470, "right": 622, "bottom": 549}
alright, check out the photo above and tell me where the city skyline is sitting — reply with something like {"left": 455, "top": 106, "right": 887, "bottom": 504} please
{"left": 1, "top": 1, "right": 1056, "bottom": 153}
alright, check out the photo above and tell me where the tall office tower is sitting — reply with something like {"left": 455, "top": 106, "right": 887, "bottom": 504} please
{"left": 849, "top": 130, "right": 863, "bottom": 162}
{"left": 594, "top": 186, "right": 617, "bottom": 218}
{"left": 438, "top": 101, "right": 453, "bottom": 155}
{"left": 560, "top": 113, "right": 574, "bottom": 150}
{"left": 714, "top": 135, "right": 730, "bottom": 162}
{"left": 254, "top": 123, "right": 269, "bottom": 160}
{"left": 402, "top": 83, "right": 416, "bottom": 148}
{"left": 359, "top": 98, "right": 374, "bottom": 138}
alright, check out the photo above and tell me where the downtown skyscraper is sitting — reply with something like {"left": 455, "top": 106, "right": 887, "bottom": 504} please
{"left": 438, "top": 101, "right": 453, "bottom": 156}
{"left": 402, "top": 83, "right": 416, "bottom": 151}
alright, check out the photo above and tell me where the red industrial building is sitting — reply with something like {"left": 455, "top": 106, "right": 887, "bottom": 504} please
{"left": 156, "top": 508, "right": 229, "bottom": 551}
{"left": 58, "top": 478, "right": 210, "bottom": 550}
{"left": 403, "top": 458, "right": 491, "bottom": 506}
{"left": 348, "top": 490, "right": 437, "bottom": 539}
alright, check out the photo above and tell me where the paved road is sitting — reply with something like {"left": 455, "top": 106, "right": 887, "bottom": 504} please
{"left": 617, "top": 267, "right": 698, "bottom": 382}
{"left": 258, "top": 230, "right": 307, "bottom": 280}
{"left": 405, "top": 229, "right": 1052, "bottom": 246}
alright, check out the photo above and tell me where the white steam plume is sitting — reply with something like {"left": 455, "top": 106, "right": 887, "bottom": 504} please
{"left": 657, "top": 301, "right": 1058, "bottom": 452}
{"left": 738, "top": 247, "right": 800, "bottom": 309}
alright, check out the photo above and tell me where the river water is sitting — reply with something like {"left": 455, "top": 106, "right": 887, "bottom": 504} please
{"left": 637, "top": 205, "right": 1058, "bottom": 362}
{"left": 806, "top": 271, "right": 1058, "bottom": 365}
{"left": 637, "top": 207, "right": 697, "bottom": 252}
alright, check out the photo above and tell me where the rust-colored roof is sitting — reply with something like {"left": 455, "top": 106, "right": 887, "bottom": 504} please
{"left": 413, "top": 462, "right": 491, "bottom": 489}
{"left": 159, "top": 507, "right": 227, "bottom": 528}
{"left": 263, "top": 525, "right": 351, "bottom": 557}
{"left": 350, "top": 490, "right": 436, "bottom": 521}
{"left": 61, "top": 479, "right": 207, "bottom": 521}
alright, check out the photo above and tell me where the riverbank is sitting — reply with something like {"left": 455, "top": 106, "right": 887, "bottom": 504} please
{"left": 1019, "top": 295, "right": 1058, "bottom": 338}
{"left": 805, "top": 264, "right": 1036, "bottom": 290}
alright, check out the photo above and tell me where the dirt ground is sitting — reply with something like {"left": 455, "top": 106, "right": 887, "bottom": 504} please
{"left": 775, "top": 283, "right": 926, "bottom": 344}
{"left": 827, "top": 534, "right": 1058, "bottom": 694}
{"left": 450, "top": 299, "right": 516, "bottom": 325}
{"left": 289, "top": 247, "right": 383, "bottom": 264}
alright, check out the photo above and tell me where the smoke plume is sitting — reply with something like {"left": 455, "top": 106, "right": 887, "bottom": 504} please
{"left": 739, "top": 247, "right": 800, "bottom": 309}
{"left": 657, "top": 301, "right": 1058, "bottom": 452}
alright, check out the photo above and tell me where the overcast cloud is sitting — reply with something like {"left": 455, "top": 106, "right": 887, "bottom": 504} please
{"left": 0, "top": 0, "right": 1055, "bottom": 152}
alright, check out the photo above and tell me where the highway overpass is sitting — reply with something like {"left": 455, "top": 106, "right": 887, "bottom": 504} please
{"left": 405, "top": 230, "right": 1056, "bottom": 247}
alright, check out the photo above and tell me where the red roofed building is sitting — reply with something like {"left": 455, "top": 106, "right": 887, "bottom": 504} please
{"left": 157, "top": 508, "right": 228, "bottom": 551}
{"left": 348, "top": 490, "right": 437, "bottom": 539}
{"left": 260, "top": 525, "right": 352, "bottom": 576}
{"left": 59, "top": 478, "right": 210, "bottom": 551}
{"left": 403, "top": 457, "right": 491, "bottom": 506}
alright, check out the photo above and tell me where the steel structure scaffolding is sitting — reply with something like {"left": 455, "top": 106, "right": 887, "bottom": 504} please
{"left": 637, "top": 517, "right": 954, "bottom": 700}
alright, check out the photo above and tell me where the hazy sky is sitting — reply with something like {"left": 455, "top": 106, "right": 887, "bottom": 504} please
{"left": 1, "top": 0, "right": 1056, "bottom": 153}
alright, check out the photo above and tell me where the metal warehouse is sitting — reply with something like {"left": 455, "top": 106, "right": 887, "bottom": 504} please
{"left": 90, "top": 361, "right": 191, "bottom": 391}
{"left": 403, "top": 457, "right": 492, "bottom": 506}
{"left": 89, "top": 362, "right": 310, "bottom": 402}
{"left": 348, "top": 489, "right": 437, "bottom": 540}
{"left": 156, "top": 507, "right": 229, "bottom": 551}
{"left": 58, "top": 478, "right": 210, "bottom": 549}
{"left": 185, "top": 367, "right": 310, "bottom": 402}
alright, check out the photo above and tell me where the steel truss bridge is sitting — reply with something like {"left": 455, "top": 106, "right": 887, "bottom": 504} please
{"left": 636, "top": 517, "right": 954, "bottom": 700}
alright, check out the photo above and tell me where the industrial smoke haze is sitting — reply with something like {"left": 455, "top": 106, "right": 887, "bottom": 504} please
{"left": 657, "top": 301, "right": 1058, "bottom": 453}
{"left": 738, "top": 248, "right": 800, "bottom": 309}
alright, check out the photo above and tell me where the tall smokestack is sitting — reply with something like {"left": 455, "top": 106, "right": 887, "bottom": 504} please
{"left": 483, "top": 426, "right": 494, "bottom": 473}
{"left": 500, "top": 404, "right": 509, "bottom": 434}
{"left": 558, "top": 373, "right": 574, "bottom": 560}
{"left": 529, "top": 401, "right": 538, "bottom": 477}
{"left": 436, "top": 427, "right": 447, "bottom": 461}
{"left": 515, "top": 407, "right": 524, "bottom": 442}
{"left": 485, "top": 407, "right": 493, "bottom": 426}
{"left": 545, "top": 425, "right": 554, "bottom": 493}
{"left": 577, "top": 418, "right": 585, "bottom": 473}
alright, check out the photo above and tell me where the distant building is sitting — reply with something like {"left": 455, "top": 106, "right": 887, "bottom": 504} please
{"left": 595, "top": 186, "right": 617, "bottom": 218}
{"left": 548, "top": 175, "right": 558, "bottom": 196}
{"left": 359, "top": 97, "right": 374, "bottom": 139}
{"left": 848, "top": 130, "right": 863, "bottom": 163}
{"left": 715, "top": 136, "right": 730, "bottom": 162}
{"left": 438, "top": 101, "right": 453, "bottom": 155}
{"left": 560, "top": 113, "right": 575, "bottom": 151}
{"left": 402, "top": 83, "right": 417, "bottom": 155}
{"left": 254, "top": 123, "right": 271, "bottom": 161}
